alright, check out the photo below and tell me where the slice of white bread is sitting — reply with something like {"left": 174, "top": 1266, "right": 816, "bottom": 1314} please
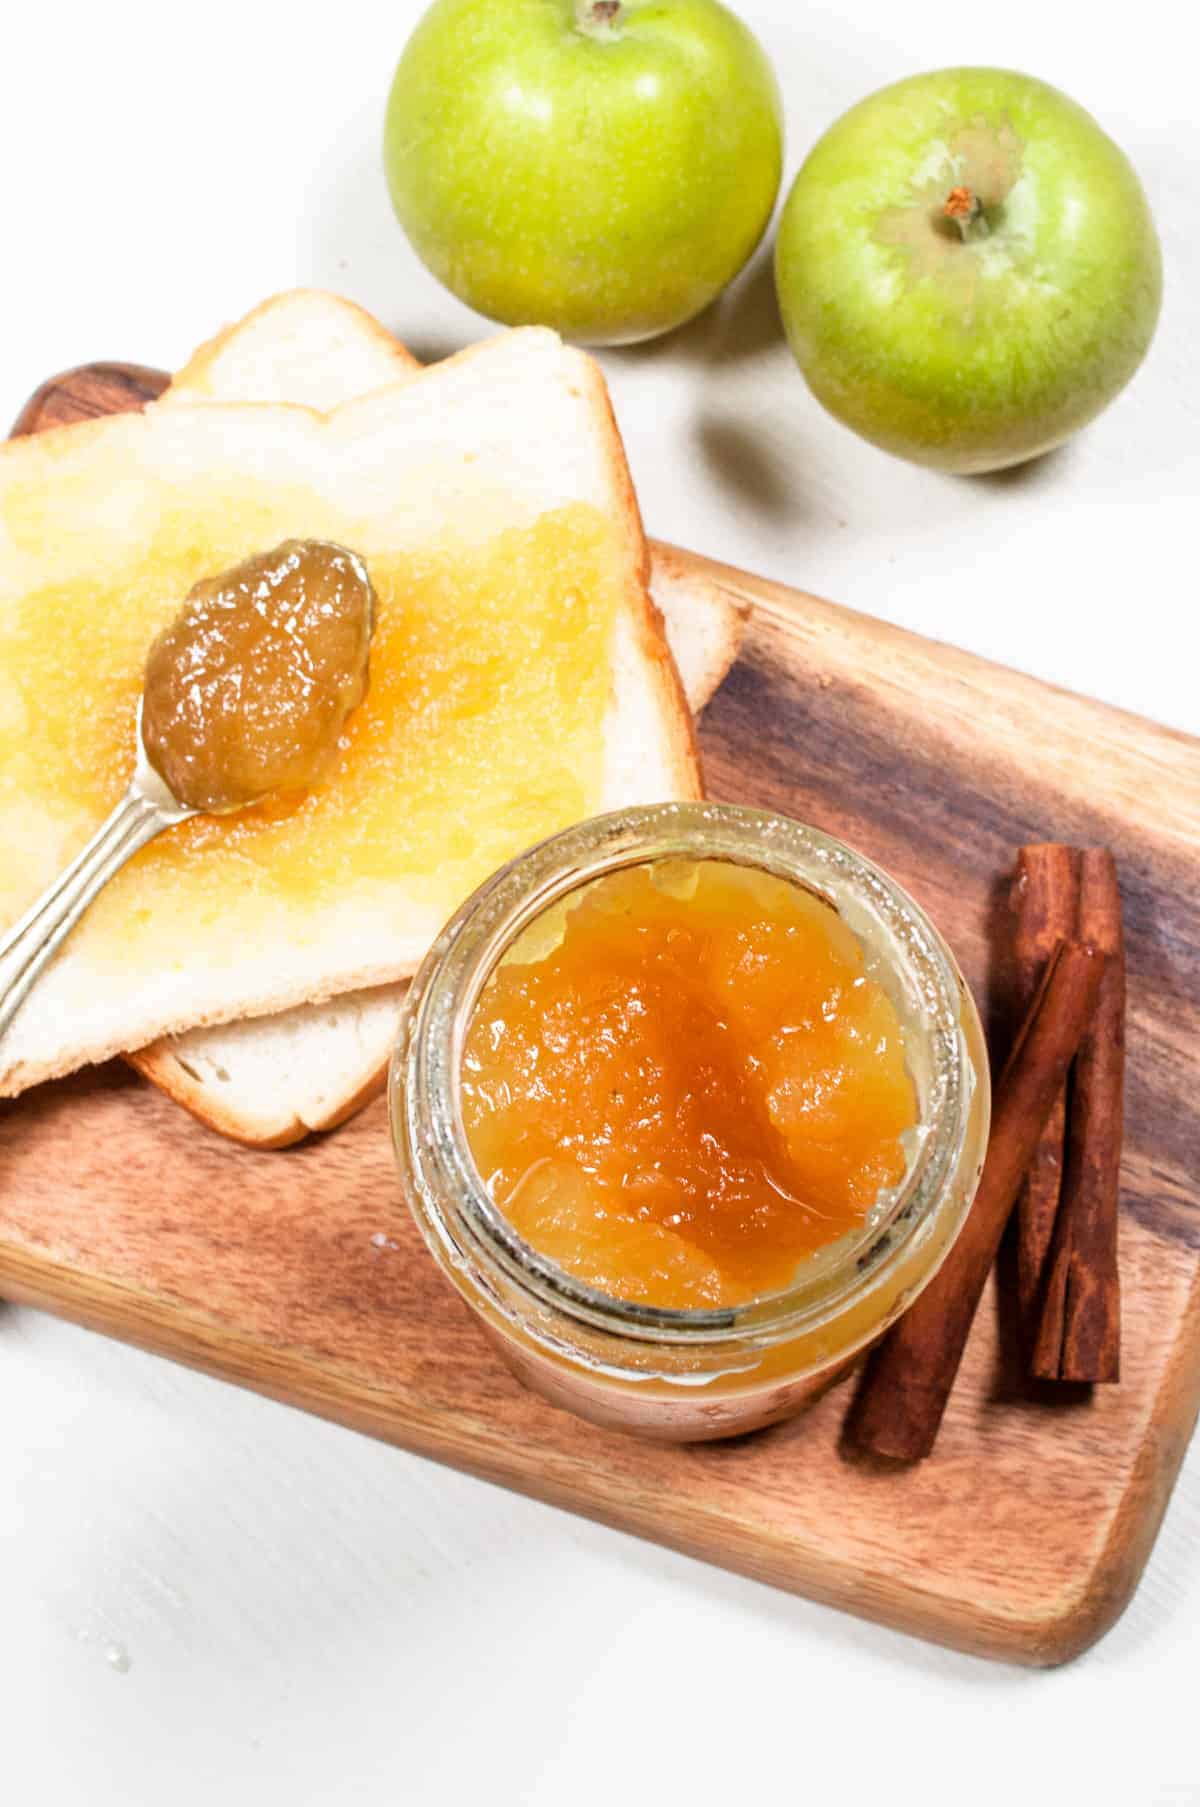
{"left": 169, "top": 290, "right": 424, "bottom": 411}
{"left": 0, "top": 327, "right": 702, "bottom": 1101}
{"left": 130, "top": 981, "right": 413, "bottom": 1145}
{"left": 118, "top": 294, "right": 745, "bottom": 1148}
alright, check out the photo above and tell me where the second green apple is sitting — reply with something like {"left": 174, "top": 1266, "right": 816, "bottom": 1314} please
{"left": 383, "top": 0, "right": 782, "bottom": 345}
{"left": 774, "top": 68, "right": 1162, "bottom": 473}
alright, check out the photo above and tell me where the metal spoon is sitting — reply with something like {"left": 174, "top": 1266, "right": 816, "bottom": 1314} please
{"left": 0, "top": 699, "right": 197, "bottom": 1041}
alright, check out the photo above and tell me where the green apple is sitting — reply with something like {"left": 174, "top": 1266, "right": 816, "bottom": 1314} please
{"left": 774, "top": 69, "right": 1162, "bottom": 473}
{"left": 383, "top": 0, "right": 783, "bottom": 345}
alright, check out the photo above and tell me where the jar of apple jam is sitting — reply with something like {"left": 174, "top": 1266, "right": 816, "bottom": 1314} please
{"left": 390, "top": 804, "right": 989, "bottom": 1442}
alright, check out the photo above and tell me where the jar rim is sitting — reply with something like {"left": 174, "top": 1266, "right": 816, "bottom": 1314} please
{"left": 390, "top": 802, "right": 982, "bottom": 1350}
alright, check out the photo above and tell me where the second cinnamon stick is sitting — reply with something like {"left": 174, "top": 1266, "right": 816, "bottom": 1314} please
{"left": 1032, "top": 851, "right": 1124, "bottom": 1382}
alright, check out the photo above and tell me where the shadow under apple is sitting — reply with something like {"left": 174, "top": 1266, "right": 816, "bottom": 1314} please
{"left": 605, "top": 246, "right": 784, "bottom": 373}
{"left": 967, "top": 440, "right": 1074, "bottom": 490}
{"left": 693, "top": 414, "right": 811, "bottom": 527}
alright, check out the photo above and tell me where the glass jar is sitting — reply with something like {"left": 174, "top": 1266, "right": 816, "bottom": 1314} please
{"left": 390, "top": 803, "right": 989, "bottom": 1443}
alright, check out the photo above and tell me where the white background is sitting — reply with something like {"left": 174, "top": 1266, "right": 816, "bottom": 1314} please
{"left": 1, "top": 1, "right": 1197, "bottom": 1799}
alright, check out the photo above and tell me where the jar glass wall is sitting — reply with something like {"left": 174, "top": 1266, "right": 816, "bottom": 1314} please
{"left": 390, "top": 803, "right": 990, "bottom": 1442}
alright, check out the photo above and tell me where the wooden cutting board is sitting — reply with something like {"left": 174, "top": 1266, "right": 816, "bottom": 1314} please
{"left": 3, "top": 365, "right": 1198, "bottom": 1668}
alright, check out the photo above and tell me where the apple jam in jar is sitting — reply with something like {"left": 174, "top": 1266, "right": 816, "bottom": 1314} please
{"left": 391, "top": 804, "right": 989, "bottom": 1442}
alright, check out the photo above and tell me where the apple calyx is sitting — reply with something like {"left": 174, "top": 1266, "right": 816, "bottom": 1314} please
{"left": 575, "top": 0, "right": 622, "bottom": 37}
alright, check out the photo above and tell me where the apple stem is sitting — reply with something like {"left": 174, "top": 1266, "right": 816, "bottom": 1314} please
{"left": 943, "top": 185, "right": 989, "bottom": 243}
{"left": 575, "top": 0, "right": 621, "bottom": 35}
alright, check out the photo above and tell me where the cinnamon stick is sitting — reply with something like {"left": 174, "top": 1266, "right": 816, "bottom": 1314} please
{"left": 1032, "top": 851, "right": 1124, "bottom": 1382}
{"left": 849, "top": 939, "right": 1106, "bottom": 1462}
{"left": 1010, "top": 845, "right": 1081, "bottom": 1338}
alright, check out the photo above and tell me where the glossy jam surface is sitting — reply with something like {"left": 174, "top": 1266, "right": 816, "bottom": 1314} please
{"left": 141, "top": 539, "right": 376, "bottom": 812}
{"left": 0, "top": 488, "right": 618, "bottom": 957}
{"left": 462, "top": 860, "right": 919, "bottom": 1310}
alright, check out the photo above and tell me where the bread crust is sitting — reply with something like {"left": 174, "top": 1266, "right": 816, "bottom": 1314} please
{"left": 578, "top": 358, "right": 704, "bottom": 809}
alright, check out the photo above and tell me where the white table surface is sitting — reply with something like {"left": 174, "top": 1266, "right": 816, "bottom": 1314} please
{"left": 2, "top": 1, "right": 1197, "bottom": 1797}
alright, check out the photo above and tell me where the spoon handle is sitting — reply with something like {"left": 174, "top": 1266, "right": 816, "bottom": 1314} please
{"left": 0, "top": 787, "right": 176, "bottom": 1044}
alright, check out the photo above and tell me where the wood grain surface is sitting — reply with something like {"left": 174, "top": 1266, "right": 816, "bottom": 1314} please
{"left": 3, "top": 365, "right": 1199, "bottom": 1667}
